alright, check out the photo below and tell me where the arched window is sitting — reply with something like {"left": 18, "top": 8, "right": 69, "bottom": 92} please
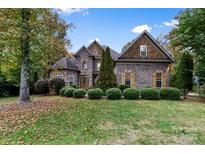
{"left": 81, "top": 59, "right": 87, "bottom": 69}
{"left": 56, "top": 72, "right": 63, "bottom": 79}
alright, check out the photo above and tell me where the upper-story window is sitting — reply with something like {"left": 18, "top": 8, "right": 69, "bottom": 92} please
{"left": 140, "top": 45, "right": 147, "bottom": 57}
{"left": 81, "top": 59, "right": 88, "bottom": 69}
{"left": 68, "top": 74, "right": 74, "bottom": 85}
{"left": 97, "top": 62, "right": 101, "bottom": 71}
{"left": 93, "top": 49, "right": 98, "bottom": 55}
{"left": 56, "top": 72, "right": 63, "bottom": 79}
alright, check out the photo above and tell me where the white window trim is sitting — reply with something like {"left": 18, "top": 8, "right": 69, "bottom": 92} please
{"left": 56, "top": 72, "right": 63, "bottom": 79}
{"left": 140, "top": 45, "right": 148, "bottom": 57}
{"left": 97, "top": 62, "right": 101, "bottom": 71}
{"left": 68, "top": 74, "right": 74, "bottom": 85}
{"left": 81, "top": 59, "right": 88, "bottom": 69}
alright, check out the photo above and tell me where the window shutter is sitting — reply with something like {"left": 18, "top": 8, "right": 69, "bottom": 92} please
{"left": 163, "top": 73, "right": 167, "bottom": 87}
{"left": 130, "top": 72, "right": 136, "bottom": 88}
{"left": 152, "top": 72, "right": 156, "bottom": 88}
{"left": 121, "top": 72, "right": 125, "bottom": 85}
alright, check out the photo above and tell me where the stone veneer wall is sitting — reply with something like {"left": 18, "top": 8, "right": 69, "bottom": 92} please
{"left": 50, "top": 70, "right": 79, "bottom": 85}
{"left": 115, "top": 63, "right": 170, "bottom": 88}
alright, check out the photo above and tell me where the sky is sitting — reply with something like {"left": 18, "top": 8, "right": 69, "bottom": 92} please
{"left": 59, "top": 8, "right": 183, "bottom": 53}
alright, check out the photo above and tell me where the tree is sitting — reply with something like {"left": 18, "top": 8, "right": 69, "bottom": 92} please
{"left": 0, "top": 9, "right": 73, "bottom": 103}
{"left": 121, "top": 39, "right": 135, "bottom": 52}
{"left": 168, "top": 9, "right": 205, "bottom": 85}
{"left": 176, "top": 52, "right": 193, "bottom": 98}
{"left": 19, "top": 9, "right": 31, "bottom": 103}
{"left": 97, "top": 47, "right": 117, "bottom": 90}
{"left": 0, "top": 9, "right": 73, "bottom": 81}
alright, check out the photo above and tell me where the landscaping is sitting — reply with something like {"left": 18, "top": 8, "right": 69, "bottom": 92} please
{"left": 0, "top": 95, "right": 205, "bottom": 145}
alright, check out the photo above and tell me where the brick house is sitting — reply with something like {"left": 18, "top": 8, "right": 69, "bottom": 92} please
{"left": 49, "top": 30, "right": 174, "bottom": 89}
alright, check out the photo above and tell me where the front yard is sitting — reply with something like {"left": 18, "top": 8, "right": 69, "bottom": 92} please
{"left": 0, "top": 96, "right": 205, "bottom": 144}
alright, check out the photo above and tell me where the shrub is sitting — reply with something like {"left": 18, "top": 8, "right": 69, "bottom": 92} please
{"left": 64, "top": 88, "right": 76, "bottom": 97}
{"left": 123, "top": 88, "right": 140, "bottom": 100}
{"left": 59, "top": 85, "right": 73, "bottom": 96}
{"left": 106, "top": 88, "right": 122, "bottom": 100}
{"left": 118, "top": 84, "right": 130, "bottom": 93}
{"left": 199, "top": 84, "right": 205, "bottom": 97}
{"left": 73, "top": 88, "right": 86, "bottom": 98}
{"left": 35, "top": 80, "right": 50, "bottom": 95}
{"left": 87, "top": 88, "right": 104, "bottom": 99}
{"left": 141, "top": 88, "right": 160, "bottom": 100}
{"left": 50, "top": 77, "right": 65, "bottom": 95}
{"left": 160, "top": 87, "right": 181, "bottom": 100}
{"left": 70, "top": 84, "right": 79, "bottom": 89}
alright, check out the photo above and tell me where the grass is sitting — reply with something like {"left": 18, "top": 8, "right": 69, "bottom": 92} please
{"left": 0, "top": 96, "right": 205, "bottom": 144}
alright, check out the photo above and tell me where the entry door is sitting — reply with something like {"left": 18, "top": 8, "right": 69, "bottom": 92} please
{"left": 80, "top": 76, "right": 89, "bottom": 89}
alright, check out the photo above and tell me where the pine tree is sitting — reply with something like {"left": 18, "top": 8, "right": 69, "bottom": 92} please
{"left": 176, "top": 52, "right": 193, "bottom": 98}
{"left": 97, "top": 47, "right": 117, "bottom": 91}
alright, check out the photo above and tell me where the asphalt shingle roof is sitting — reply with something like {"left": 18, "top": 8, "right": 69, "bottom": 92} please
{"left": 51, "top": 57, "right": 79, "bottom": 71}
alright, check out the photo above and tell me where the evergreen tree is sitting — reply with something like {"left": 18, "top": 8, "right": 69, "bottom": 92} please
{"left": 97, "top": 47, "right": 117, "bottom": 90}
{"left": 176, "top": 52, "right": 193, "bottom": 98}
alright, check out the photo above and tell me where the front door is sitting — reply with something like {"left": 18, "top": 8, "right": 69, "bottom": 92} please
{"left": 80, "top": 76, "right": 89, "bottom": 89}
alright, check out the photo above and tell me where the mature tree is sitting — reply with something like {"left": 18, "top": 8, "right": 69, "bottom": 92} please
{"left": 121, "top": 39, "right": 135, "bottom": 52}
{"left": 0, "top": 9, "right": 73, "bottom": 81}
{"left": 0, "top": 9, "right": 73, "bottom": 103}
{"left": 176, "top": 52, "right": 193, "bottom": 98}
{"left": 19, "top": 9, "right": 31, "bottom": 103}
{"left": 97, "top": 47, "right": 117, "bottom": 90}
{"left": 168, "top": 9, "right": 205, "bottom": 85}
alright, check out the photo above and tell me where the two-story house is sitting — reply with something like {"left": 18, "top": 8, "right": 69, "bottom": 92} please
{"left": 49, "top": 30, "right": 174, "bottom": 89}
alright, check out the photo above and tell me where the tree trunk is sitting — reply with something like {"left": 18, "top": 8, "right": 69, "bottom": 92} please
{"left": 19, "top": 9, "right": 30, "bottom": 104}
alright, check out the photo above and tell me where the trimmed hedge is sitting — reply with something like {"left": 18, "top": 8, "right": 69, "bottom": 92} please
{"left": 73, "top": 88, "right": 86, "bottom": 98}
{"left": 118, "top": 84, "right": 130, "bottom": 93}
{"left": 35, "top": 80, "right": 50, "bottom": 95}
{"left": 59, "top": 85, "right": 73, "bottom": 96}
{"left": 50, "top": 78, "right": 65, "bottom": 94}
{"left": 141, "top": 88, "right": 160, "bottom": 100}
{"left": 123, "top": 88, "right": 140, "bottom": 100}
{"left": 160, "top": 87, "right": 181, "bottom": 100}
{"left": 106, "top": 88, "right": 122, "bottom": 100}
{"left": 64, "top": 88, "right": 76, "bottom": 97}
{"left": 87, "top": 88, "right": 103, "bottom": 99}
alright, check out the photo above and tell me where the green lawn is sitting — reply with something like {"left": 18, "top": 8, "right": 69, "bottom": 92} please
{"left": 0, "top": 96, "right": 205, "bottom": 144}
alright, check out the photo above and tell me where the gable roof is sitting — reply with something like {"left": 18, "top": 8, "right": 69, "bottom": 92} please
{"left": 116, "top": 30, "right": 174, "bottom": 62}
{"left": 51, "top": 57, "right": 79, "bottom": 71}
{"left": 101, "top": 45, "right": 119, "bottom": 60}
{"left": 74, "top": 46, "right": 94, "bottom": 57}
{"left": 86, "top": 40, "right": 119, "bottom": 60}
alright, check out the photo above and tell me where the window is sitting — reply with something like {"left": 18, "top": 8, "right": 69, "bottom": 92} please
{"left": 56, "top": 72, "right": 63, "bottom": 79}
{"left": 97, "top": 62, "right": 101, "bottom": 71}
{"left": 81, "top": 59, "right": 87, "bottom": 69}
{"left": 140, "top": 45, "right": 147, "bottom": 57}
{"left": 68, "top": 74, "right": 74, "bottom": 85}
{"left": 156, "top": 73, "right": 162, "bottom": 88}
{"left": 93, "top": 49, "right": 98, "bottom": 55}
{"left": 125, "top": 72, "right": 131, "bottom": 86}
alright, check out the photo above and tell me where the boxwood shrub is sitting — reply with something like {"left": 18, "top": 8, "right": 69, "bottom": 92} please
{"left": 87, "top": 88, "right": 104, "bottom": 99}
{"left": 106, "top": 88, "right": 122, "bottom": 100}
{"left": 64, "top": 88, "right": 76, "bottom": 97}
{"left": 73, "top": 88, "right": 86, "bottom": 98}
{"left": 160, "top": 87, "right": 181, "bottom": 100}
{"left": 35, "top": 79, "right": 50, "bottom": 95}
{"left": 50, "top": 77, "right": 65, "bottom": 94}
{"left": 118, "top": 84, "right": 130, "bottom": 93}
{"left": 141, "top": 88, "right": 160, "bottom": 100}
{"left": 123, "top": 88, "right": 140, "bottom": 100}
{"left": 59, "top": 85, "right": 73, "bottom": 96}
